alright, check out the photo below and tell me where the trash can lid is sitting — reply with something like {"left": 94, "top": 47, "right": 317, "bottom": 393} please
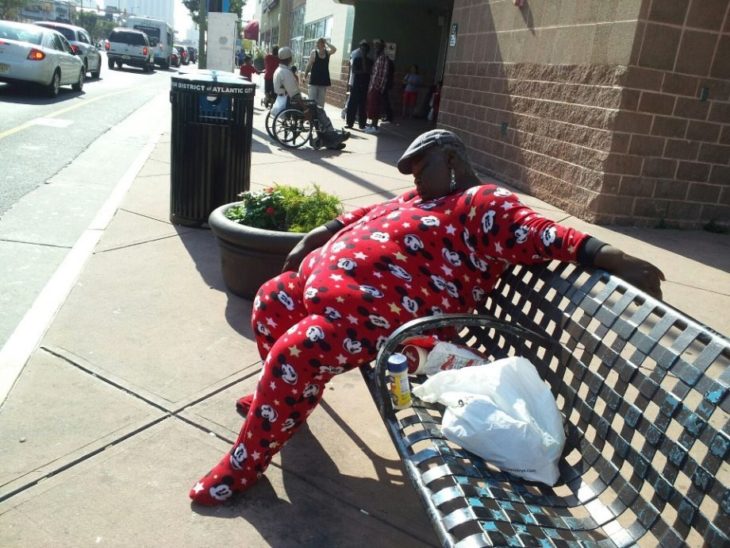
{"left": 171, "top": 70, "right": 256, "bottom": 96}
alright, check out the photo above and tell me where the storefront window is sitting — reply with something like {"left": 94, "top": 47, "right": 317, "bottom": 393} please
{"left": 290, "top": 5, "right": 305, "bottom": 72}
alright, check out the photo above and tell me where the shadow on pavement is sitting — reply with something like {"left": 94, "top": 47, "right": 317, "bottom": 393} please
{"left": 613, "top": 226, "right": 730, "bottom": 273}
{"left": 174, "top": 226, "right": 255, "bottom": 340}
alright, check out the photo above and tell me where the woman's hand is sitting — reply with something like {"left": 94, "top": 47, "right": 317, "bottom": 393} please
{"left": 282, "top": 224, "right": 339, "bottom": 273}
{"left": 282, "top": 240, "right": 310, "bottom": 272}
{"left": 593, "top": 245, "right": 666, "bottom": 300}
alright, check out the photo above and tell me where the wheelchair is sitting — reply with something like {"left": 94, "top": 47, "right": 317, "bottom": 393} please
{"left": 264, "top": 99, "right": 326, "bottom": 150}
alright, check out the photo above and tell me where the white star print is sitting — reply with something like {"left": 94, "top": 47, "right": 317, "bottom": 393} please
{"left": 502, "top": 201, "right": 514, "bottom": 210}
{"left": 441, "top": 264, "right": 453, "bottom": 276}
{"left": 266, "top": 317, "right": 278, "bottom": 328}
{"left": 252, "top": 451, "right": 261, "bottom": 461}
{"left": 330, "top": 274, "right": 344, "bottom": 282}
{"left": 193, "top": 482, "right": 204, "bottom": 494}
{"left": 441, "top": 297, "right": 451, "bottom": 309}
{"left": 373, "top": 272, "right": 383, "bottom": 278}
{"left": 336, "top": 354, "right": 348, "bottom": 364}
{"left": 445, "top": 224, "right": 457, "bottom": 235}
{"left": 269, "top": 381, "right": 277, "bottom": 391}
{"left": 354, "top": 251, "right": 368, "bottom": 260}
{"left": 347, "top": 314, "right": 358, "bottom": 324}
{"left": 495, "top": 242, "right": 503, "bottom": 254}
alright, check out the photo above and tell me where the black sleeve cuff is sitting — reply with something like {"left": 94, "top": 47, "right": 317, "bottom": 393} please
{"left": 324, "top": 219, "right": 344, "bottom": 233}
{"left": 577, "top": 236, "right": 608, "bottom": 267}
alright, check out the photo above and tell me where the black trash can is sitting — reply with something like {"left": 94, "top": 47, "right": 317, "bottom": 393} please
{"left": 170, "top": 70, "right": 255, "bottom": 227}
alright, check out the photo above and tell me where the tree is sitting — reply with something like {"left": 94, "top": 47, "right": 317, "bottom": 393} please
{"left": 76, "top": 11, "right": 116, "bottom": 42}
{"left": 183, "top": 0, "right": 245, "bottom": 25}
{"left": 0, "top": 0, "right": 28, "bottom": 20}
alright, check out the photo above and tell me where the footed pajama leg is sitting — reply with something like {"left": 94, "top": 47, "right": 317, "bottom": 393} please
{"left": 236, "top": 272, "right": 308, "bottom": 414}
{"left": 190, "top": 312, "right": 379, "bottom": 505}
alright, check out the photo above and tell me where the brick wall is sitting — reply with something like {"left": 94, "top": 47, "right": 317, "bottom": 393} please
{"left": 605, "top": 1, "right": 730, "bottom": 227}
{"left": 440, "top": 0, "right": 729, "bottom": 228}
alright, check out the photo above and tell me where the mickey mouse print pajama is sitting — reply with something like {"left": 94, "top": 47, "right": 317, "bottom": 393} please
{"left": 190, "top": 184, "right": 590, "bottom": 505}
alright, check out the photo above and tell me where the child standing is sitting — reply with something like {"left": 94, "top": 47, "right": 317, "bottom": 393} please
{"left": 402, "top": 65, "right": 422, "bottom": 119}
{"left": 239, "top": 55, "right": 259, "bottom": 81}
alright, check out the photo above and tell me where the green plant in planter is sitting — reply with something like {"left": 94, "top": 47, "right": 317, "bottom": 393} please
{"left": 224, "top": 184, "right": 343, "bottom": 233}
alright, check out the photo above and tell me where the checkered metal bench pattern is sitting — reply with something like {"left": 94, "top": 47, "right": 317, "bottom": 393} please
{"left": 362, "top": 262, "right": 729, "bottom": 547}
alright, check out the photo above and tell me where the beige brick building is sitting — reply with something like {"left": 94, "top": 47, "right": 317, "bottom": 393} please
{"left": 441, "top": 0, "right": 729, "bottom": 229}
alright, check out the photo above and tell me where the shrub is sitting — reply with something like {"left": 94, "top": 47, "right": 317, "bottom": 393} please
{"left": 224, "top": 184, "right": 343, "bottom": 233}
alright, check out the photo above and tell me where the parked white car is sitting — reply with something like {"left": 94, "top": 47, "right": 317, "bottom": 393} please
{"left": 0, "top": 20, "right": 84, "bottom": 97}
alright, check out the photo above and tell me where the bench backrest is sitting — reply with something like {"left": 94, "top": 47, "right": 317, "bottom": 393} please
{"left": 475, "top": 262, "right": 730, "bottom": 546}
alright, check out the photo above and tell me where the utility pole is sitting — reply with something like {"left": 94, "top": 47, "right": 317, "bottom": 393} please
{"left": 198, "top": 0, "right": 207, "bottom": 69}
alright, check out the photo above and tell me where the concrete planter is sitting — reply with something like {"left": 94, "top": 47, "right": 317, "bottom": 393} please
{"left": 209, "top": 203, "right": 304, "bottom": 300}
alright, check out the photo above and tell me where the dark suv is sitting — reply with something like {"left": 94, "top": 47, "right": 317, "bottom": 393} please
{"left": 35, "top": 21, "right": 102, "bottom": 78}
{"left": 106, "top": 28, "right": 154, "bottom": 72}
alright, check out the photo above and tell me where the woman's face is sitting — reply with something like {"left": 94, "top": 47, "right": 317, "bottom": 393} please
{"left": 317, "top": 39, "right": 325, "bottom": 50}
{"left": 411, "top": 148, "right": 452, "bottom": 201}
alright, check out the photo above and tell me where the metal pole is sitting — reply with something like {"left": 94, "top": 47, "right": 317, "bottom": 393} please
{"left": 198, "top": 0, "right": 207, "bottom": 68}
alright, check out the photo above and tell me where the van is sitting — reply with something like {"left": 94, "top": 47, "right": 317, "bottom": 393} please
{"left": 125, "top": 16, "right": 173, "bottom": 69}
{"left": 106, "top": 28, "right": 154, "bottom": 72}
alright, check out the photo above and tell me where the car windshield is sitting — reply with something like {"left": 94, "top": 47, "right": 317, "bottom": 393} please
{"left": 110, "top": 31, "right": 146, "bottom": 46}
{"left": 38, "top": 24, "right": 74, "bottom": 41}
{"left": 0, "top": 22, "right": 43, "bottom": 45}
{"left": 133, "top": 25, "right": 160, "bottom": 46}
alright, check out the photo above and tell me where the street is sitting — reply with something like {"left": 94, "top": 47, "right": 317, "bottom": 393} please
{"left": 0, "top": 53, "right": 177, "bottom": 351}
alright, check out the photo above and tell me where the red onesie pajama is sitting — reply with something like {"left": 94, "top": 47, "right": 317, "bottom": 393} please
{"left": 190, "top": 184, "right": 591, "bottom": 505}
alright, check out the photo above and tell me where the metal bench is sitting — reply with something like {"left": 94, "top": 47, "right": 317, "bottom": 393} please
{"left": 361, "top": 262, "right": 729, "bottom": 547}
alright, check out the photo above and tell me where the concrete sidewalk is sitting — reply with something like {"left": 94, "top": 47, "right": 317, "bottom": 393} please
{"left": 0, "top": 95, "right": 728, "bottom": 547}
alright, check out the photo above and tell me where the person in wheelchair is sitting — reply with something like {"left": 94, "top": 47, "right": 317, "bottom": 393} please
{"left": 273, "top": 47, "right": 350, "bottom": 150}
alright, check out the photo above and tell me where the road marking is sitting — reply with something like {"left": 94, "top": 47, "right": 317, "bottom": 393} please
{"left": 0, "top": 84, "right": 158, "bottom": 141}
{"left": 0, "top": 123, "right": 164, "bottom": 405}
{"left": 30, "top": 117, "right": 74, "bottom": 128}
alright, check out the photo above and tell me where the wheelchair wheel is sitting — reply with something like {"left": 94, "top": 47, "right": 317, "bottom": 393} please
{"left": 264, "top": 110, "right": 275, "bottom": 140}
{"left": 273, "top": 108, "right": 313, "bottom": 149}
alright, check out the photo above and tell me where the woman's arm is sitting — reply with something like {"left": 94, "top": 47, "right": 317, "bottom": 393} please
{"left": 303, "top": 50, "right": 315, "bottom": 80}
{"left": 326, "top": 42, "right": 337, "bottom": 55}
{"left": 282, "top": 222, "right": 342, "bottom": 272}
{"left": 591, "top": 244, "right": 665, "bottom": 299}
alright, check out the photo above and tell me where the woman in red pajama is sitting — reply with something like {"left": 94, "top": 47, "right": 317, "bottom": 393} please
{"left": 190, "top": 130, "right": 664, "bottom": 505}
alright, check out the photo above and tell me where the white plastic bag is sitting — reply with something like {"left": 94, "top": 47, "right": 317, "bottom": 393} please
{"left": 412, "top": 357, "right": 565, "bottom": 485}
{"left": 418, "top": 341, "right": 486, "bottom": 375}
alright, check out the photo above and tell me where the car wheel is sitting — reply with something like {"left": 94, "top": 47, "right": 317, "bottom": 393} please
{"left": 72, "top": 69, "right": 84, "bottom": 92}
{"left": 91, "top": 63, "right": 101, "bottom": 79}
{"left": 108, "top": 58, "right": 115, "bottom": 70}
{"left": 46, "top": 70, "right": 61, "bottom": 98}
{"left": 116, "top": 60, "right": 123, "bottom": 68}
{"left": 83, "top": 60, "right": 88, "bottom": 76}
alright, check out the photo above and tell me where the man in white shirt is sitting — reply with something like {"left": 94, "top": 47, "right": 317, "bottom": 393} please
{"left": 273, "top": 47, "right": 349, "bottom": 150}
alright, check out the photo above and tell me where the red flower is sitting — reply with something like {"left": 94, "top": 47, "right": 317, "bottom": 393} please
{"left": 266, "top": 207, "right": 276, "bottom": 215}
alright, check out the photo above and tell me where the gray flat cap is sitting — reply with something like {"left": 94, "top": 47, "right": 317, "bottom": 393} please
{"left": 396, "top": 129, "right": 466, "bottom": 174}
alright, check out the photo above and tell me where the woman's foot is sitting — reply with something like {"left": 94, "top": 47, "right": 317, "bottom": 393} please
{"left": 235, "top": 394, "right": 254, "bottom": 417}
{"left": 189, "top": 445, "right": 260, "bottom": 506}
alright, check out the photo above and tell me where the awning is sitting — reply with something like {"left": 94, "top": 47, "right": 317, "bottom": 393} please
{"left": 243, "top": 20, "right": 259, "bottom": 40}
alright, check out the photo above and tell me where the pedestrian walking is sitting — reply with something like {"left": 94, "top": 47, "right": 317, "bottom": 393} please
{"left": 364, "top": 39, "right": 391, "bottom": 134}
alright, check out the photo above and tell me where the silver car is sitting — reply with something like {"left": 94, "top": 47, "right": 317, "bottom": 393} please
{"left": 35, "top": 21, "right": 102, "bottom": 79}
{"left": 0, "top": 20, "right": 84, "bottom": 97}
